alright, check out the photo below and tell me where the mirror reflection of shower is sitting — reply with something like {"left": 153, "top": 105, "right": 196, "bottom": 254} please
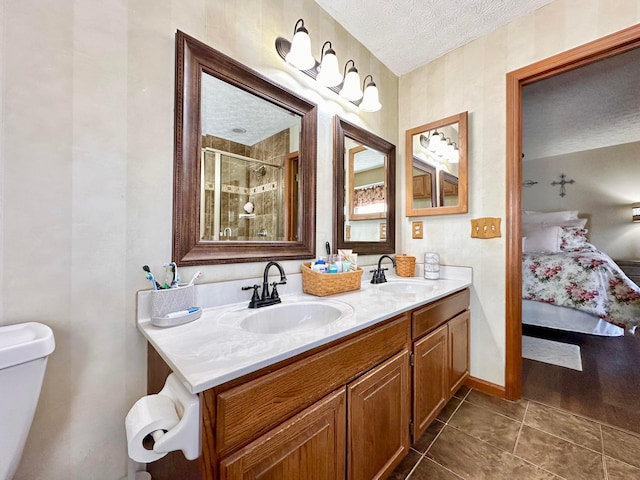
{"left": 201, "top": 148, "right": 285, "bottom": 241}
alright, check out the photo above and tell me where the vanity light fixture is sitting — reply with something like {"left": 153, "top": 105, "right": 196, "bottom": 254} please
{"left": 274, "top": 19, "right": 381, "bottom": 111}
{"left": 316, "top": 41, "right": 342, "bottom": 87}
{"left": 632, "top": 203, "right": 640, "bottom": 222}
{"left": 339, "top": 60, "right": 363, "bottom": 101}
{"left": 285, "top": 19, "right": 315, "bottom": 70}
{"left": 359, "top": 75, "right": 381, "bottom": 112}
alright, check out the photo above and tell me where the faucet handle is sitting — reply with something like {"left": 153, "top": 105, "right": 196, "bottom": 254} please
{"left": 270, "top": 281, "right": 284, "bottom": 300}
{"left": 378, "top": 269, "right": 387, "bottom": 283}
{"left": 242, "top": 284, "right": 261, "bottom": 308}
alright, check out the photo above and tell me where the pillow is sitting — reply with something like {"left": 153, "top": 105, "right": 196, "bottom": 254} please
{"left": 522, "top": 210, "right": 579, "bottom": 225}
{"left": 523, "top": 225, "right": 562, "bottom": 253}
{"left": 560, "top": 227, "right": 589, "bottom": 251}
{"left": 522, "top": 222, "right": 544, "bottom": 236}
{"left": 554, "top": 218, "right": 587, "bottom": 229}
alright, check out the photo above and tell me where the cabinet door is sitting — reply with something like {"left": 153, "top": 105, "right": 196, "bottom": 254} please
{"left": 449, "top": 310, "right": 470, "bottom": 396}
{"left": 412, "top": 324, "right": 448, "bottom": 442}
{"left": 219, "top": 388, "right": 346, "bottom": 480}
{"left": 348, "top": 349, "right": 410, "bottom": 480}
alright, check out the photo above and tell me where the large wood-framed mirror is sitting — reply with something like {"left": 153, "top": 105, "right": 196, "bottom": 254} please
{"left": 173, "top": 31, "right": 317, "bottom": 265}
{"left": 333, "top": 117, "right": 396, "bottom": 255}
{"left": 405, "top": 112, "right": 468, "bottom": 216}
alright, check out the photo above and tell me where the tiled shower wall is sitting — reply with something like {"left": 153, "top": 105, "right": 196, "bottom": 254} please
{"left": 202, "top": 129, "right": 289, "bottom": 240}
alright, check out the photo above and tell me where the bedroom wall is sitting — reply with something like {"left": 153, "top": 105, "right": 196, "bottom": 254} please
{"left": 398, "top": 0, "right": 640, "bottom": 387}
{"left": 523, "top": 142, "right": 640, "bottom": 260}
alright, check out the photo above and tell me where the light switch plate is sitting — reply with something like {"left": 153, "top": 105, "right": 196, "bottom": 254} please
{"left": 412, "top": 221, "right": 423, "bottom": 239}
{"left": 470, "top": 217, "right": 501, "bottom": 238}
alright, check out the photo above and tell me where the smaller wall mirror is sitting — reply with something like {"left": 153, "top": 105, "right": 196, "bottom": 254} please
{"left": 334, "top": 117, "right": 396, "bottom": 255}
{"left": 405, "top": 112, "right": 468, "bottom": 216}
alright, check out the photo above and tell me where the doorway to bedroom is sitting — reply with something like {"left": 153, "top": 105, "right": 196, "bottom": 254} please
{"left": 505, "top": 24, "right": 640, "bottom": 433}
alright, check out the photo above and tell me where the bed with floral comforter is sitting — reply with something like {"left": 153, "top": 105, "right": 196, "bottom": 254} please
{"left": 522, "top": 244, "right": 640, "bottom": 331}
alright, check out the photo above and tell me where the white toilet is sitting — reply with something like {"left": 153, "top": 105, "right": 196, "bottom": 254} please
{"left": 0, "top": 322, "right": 55, "bottom": 480}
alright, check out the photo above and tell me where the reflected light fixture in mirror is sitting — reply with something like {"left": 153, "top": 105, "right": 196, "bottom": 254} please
{"left": 632, "top": 203, "right": 640, "bottom": 222}
{"left": 405, "top": 111, "right": 468, "bottom": 217}
{"left": 275, "top": 19, "right": 381, "bottom": 111}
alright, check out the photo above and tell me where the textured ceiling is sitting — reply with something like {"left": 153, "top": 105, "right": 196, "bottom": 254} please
{"left": 314, "top": 0, "right": 554, "bottom": 75}
{"left": 201, "top": 73, "right": 299, "bottom": 146}
{"left": 522, "top": 47, "right": 640, "bottom": 161}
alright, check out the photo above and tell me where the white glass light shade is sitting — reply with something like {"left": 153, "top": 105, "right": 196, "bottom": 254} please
{"left": 339, "top": 67, "right": 363, "bottom": 101}
{"left": 360, "top": 82, "right": 381, "bottom": 112}
{"left": 285, "top": 27, "right": 315, "bottom": 70}
{"left": 428, "top": 131, "right": 441, "bottom": 152}
{"left": 632, "top": 203, "right": 640, "bottom": 222}
{"left": 316, "top": 51, "right": 342, "bottom": 87}
{"left": 449, "top": 147, "right": 460, "bottom": 164}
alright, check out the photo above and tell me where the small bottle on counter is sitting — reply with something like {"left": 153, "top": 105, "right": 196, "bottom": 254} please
{"left": 424, "top": 252, "right": 440, "bottom": 280}
{"left": 311, "top": 259, "right": 328, "bottom": 273}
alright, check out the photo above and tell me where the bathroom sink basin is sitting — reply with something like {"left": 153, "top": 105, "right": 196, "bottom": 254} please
{"left": 240, "top": 301, "right": 354, "bottom": 334}
{"left": 377, "top": 281, "right": 437, "bottom": 294}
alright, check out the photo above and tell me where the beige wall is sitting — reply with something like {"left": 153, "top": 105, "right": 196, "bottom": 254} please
{"left": 0, "top": 1, "right": 396, "bottom": 479}
{"left": 398, "top": 0, "right": 640, "bottom": 387}
{"left": 523, "top": 142, "right": 640, "bottom": 259}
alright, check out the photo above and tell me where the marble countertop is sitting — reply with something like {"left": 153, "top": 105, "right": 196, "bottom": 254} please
{"left": 137, "top": 266, "right": 472, "bottom": 394}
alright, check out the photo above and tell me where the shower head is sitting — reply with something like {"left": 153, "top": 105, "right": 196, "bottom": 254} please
{"left": 254, "top": 165, "right": 267, "bottom": 177}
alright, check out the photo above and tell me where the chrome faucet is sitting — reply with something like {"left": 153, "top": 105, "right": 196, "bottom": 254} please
{"left": 371, "top": 255, "right": 396, "bottom": 284}
{"left": 241, "top": 261, "right": 287, "bottom": 308}
{"left": 222, "top": 227, "right": 232, "bottom": 238}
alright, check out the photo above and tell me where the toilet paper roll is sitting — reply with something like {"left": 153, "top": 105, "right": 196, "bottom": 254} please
{"left": 125, "top": 394, "right": 180, "bottom": 463}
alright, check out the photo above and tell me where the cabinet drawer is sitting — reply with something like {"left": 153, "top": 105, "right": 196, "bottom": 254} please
{"left": 412, "top": 289, "right": 469, "bottom": 339}
{"left": 216, "top": 315, "right": 410, "bottom": 455}
{"left": 219, "top": 388, "right": 346, "bottom": 480}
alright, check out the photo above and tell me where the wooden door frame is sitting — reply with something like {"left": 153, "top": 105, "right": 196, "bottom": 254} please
{"left": 505, "top": 24, "right": 640, "bottom": 400}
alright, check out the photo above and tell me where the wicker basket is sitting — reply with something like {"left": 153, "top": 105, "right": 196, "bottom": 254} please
{"left": 395, "top": 254, "right": 416, "bottom": 277}
{"left": 301, "top": 263, "right": 363, "bottom": 296}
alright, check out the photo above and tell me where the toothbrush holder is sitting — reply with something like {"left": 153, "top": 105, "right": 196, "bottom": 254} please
{"left": 151, "top": 284, "right": 196, "bottom": 317}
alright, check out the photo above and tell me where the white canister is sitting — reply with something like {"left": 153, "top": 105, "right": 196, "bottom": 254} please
{"left": 424, "top": 252, "right": 440, "bottom": 280}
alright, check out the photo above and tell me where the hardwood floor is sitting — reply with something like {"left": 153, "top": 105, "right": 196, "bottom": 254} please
{"left": 522, "top": 324, "right": 640, "bottom": 434}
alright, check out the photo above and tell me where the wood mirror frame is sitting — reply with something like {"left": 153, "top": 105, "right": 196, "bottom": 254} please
{"left": 333, "top": 116, "right": 396, "bottom": 255}
{"left": 405, "top": 112, "right": 468, "bottom": 216}
{"left": 173, "top": 31, "right": 317, "bottom": 266}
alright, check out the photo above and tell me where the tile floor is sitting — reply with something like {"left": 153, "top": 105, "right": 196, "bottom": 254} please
{"left": 390, "top": 386, "right": 640, "bottom": 479}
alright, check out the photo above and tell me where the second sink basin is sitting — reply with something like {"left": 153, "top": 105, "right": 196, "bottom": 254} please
{"left": 240, "top": 301, "right": 354, "bottom": 334}
{"left": 377, "top": 281, "right": 437, "bottom": 294}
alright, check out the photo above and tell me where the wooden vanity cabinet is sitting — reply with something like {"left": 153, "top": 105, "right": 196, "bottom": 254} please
{"left": 411, "top": 289, "right": 470, "bottom": 442}
{"left": 149, "top": 314, "right": 411, "bottom": 480}
{"left": 147, "top": 288, "right": 470, "bottom": 480}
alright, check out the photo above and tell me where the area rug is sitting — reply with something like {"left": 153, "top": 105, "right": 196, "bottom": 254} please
{"left": 522, "top": 335, "right": 583, "bottom": 371}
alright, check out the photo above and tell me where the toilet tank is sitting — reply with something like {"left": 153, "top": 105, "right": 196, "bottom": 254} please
{"left": 0, "top": 322, "right": 55, "bottom": 480}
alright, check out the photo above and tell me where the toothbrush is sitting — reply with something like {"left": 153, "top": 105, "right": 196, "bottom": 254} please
{"left": 142, "top": 265, "right": 163, "bottom": 290}
{"left": 145, "top": 272, "right": 158, "bottom": 291}
{"left": 187, "top": 271, "right": 202, "bottom": 286}
{"left": 170, "top": 262, "right": 179, "bottom": 288}
{"left": 164, "top": 262, "right": 179, "bottom": 288}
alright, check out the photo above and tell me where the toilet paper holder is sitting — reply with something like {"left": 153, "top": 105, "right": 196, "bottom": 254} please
{"left": 153, "top": 373, "right": 200, "bottom": 460}
{"left": 126, "top": 373, "right": 200, "bottom": 463}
